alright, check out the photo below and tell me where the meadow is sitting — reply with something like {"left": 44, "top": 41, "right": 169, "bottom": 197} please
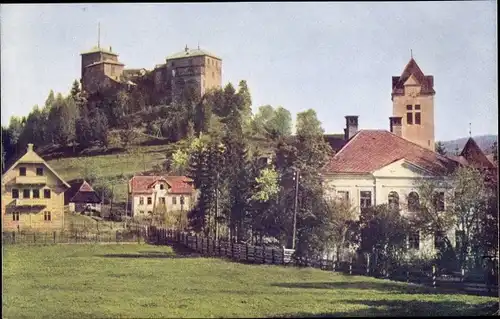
{"left": 2, "top": 243, "right": 497, "bottom": 318}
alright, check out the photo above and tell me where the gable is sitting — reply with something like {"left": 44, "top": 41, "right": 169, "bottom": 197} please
{"left": 404, "top": 74, "right": 420, "bottom": 86}
{"left": 372, "top": 158, "right": 436, "bottom": 179}
{"left": 460, "top": 138, "right": 494, "bottom": 169}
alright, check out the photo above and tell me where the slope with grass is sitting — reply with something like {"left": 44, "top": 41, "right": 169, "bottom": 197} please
{"left": 2, "top": 244, "right": 497, "bottom": 318}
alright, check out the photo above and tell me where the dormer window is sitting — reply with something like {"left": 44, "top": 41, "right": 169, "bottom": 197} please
{"left": 160, "top": 184, "right": 164, "bottom": 190}
{"left": 36, "top": 168, "right": 44, "bottom": 176}
{"left": 19, "top": 167, "right": 26, "bottom": 176}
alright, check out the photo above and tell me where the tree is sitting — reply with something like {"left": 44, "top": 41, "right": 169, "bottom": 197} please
{"left": 491, "top": 141, "right": 498, "bottom": 164}
{"left": 75, "top": 107, "right": 93, "bottom": 149}
{"left": 358, "top": 204, "right": 410, "bottom": 275}
{"left": 411, "top": 166, "right": 495, "bottom": 271}
{"left": 251, "top": 105, "right": 292, "bottom": 139}
{"left": 171, "top": 149, "right": 190, "bottom": 175}
{"left": 435, "top": 141, "right": 447, "bottom": 155}
{"left": 252, "top": 167, "right": 280, "bottom": 202}
{"left": 90, "top": 108, "right": 109, "bottom": 148}
{"left": 322, "top": 198, "right": 358, "bottom": 263}
{"left": 119, "top": 122, "right": 136, "bottom": 149}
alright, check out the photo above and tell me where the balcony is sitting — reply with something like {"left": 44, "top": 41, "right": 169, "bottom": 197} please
{"left": 15, "top": 176, "right": 47, "bottom": 185}
{"left": 15, "top": 198, "right": 48, "bottom": 208}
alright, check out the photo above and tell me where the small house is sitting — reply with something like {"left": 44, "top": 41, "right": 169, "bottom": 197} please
{"left": 65, "top": 180, "right": 102, "bottom": 214}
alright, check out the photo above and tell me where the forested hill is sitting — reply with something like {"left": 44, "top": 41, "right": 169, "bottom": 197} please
{"left": 440, "top": 135, "right": 497, "bottom": 155}
{"left": 1, "top": 79, "right": 294, "bottom": 173}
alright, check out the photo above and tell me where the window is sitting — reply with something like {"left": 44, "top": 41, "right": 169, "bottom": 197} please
{"left": 33, "top": 189, "right": 40, "bottom": 199}
{"left": 12, "top": 212, "right": 20, "bottom": 221}
{"left": 44, "top": 189, "right": 51, "bottom": 199}
{"left": 406, "top": 112, "right": 413, "bottom": 125}
{"left": 36, "top": 167, "right": 44, "bottom": 176}
{"left": 360, "top": 191, "right": 372, "bottom": 208}
{"left": 172, "top": 196, "right": 177, "bottom": 205}
{"left": 433, "top": 192, "right": 445, "bottom": 212}
{"left": 414, "top": 104, "right": 421, "bottom": 110}
{"left": 12, "top": 189, "right": 19, "bottom": 199}
{"left": 139, "top": 197, "right": 144, "bottom": 205}
{"left": 172, "top": 61, "right": 175, "bottom": 67}
{"left": 147, "top": 211, "right": 152, "bottom": 215}
{"left": 434, "top": 231, "right": 445, "bottom": 249}
{"left": 415, "top": 112, "right": 421, "bottom": 125}
{"left": 140, "top": 211, "right": 145, "bottom": 215}
{"left": 189, "top": 59, "right": 193, "bottom": 66}
{"left": 44, "top": 211, "right": 51, "bottom": 221}
{"left": 180, "top": 196, "right": 185, "bottom": 205}
{"left": 160, "top": 197, "right": 166, "bottom": 204}
{"left": 23, "top": 189, "right": 30, "bottom": 199}
{"left": 408, "top": 231, "right": 420, "bottom": 250}
{"left": 406, "top": 105, "right": 413, "bottom": 110}
{"left": 388, "top": 191, "right": 400, "bottom": 210}
{"left": 337, "top": 191, "right": 350, "bottom": 203}
{"left": 408, "top": 192, "right": 420, "bottom": 212}
{"left": 160, "top": 184, "right": 164, "bottom": 190}
{"left": 147, "top": 197, "right": 152, "bottom": 205}
{"left": 19, "top": 167, "right": 26, "bottom": 176}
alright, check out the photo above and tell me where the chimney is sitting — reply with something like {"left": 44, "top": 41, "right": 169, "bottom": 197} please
{"left": 27, "top": 143, "right": 34, "bottom": 152}
{"left": 344, "top": 116, "right": 359, "bottom": 140}
{"left": 389, "top": 116, "right": 403, "bottom": 137}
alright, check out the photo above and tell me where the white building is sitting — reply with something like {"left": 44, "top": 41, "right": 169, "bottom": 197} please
{"left": 128, "top": 175, "right": 196, "bottom": 217}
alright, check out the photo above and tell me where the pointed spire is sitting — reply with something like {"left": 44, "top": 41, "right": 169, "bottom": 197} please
{"left": 185, "top": 44, "right": 188, "bottom": 52}
{"left": 197, "top": 41, "right": 200, "bottom": 50}
{"left": 410, "top": 49, "right": 413, "bottom": 59}
{"left": 469, "top": 122, "right": 472, "bottom": 137}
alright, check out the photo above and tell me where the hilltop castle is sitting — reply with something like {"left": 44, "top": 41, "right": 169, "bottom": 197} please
{"left": 80, "top": 44, "right": 222, "bottom": 105}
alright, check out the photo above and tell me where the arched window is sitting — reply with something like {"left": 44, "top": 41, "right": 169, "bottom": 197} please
{"left": 388, "top": 191, "right": 400, "bottom": 210}
{"left": 408, "top": 192, "right": 420, "bottom": 213}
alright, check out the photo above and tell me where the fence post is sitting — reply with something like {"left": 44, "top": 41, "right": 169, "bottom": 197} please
{"left": 432, "top": 265, "right": 436, "bottom": 289}
{"left": 349, "top": 257, "right": 353, "bottom": 275}
{"left": 53, "top": 231, "right": 56, "bottom": 244}
{"left": 461, "top": 268, "right": 465, "bottom": 282}
{"left": 406, "top": 270, "right": 410, "bottom": 283}
{"left": 333, "top": 259, "right": 336, "bottom": 272}
{"left": 366, "top": 254, "right": 370, "bottom": 276}
{"left": 12, "top": 231, "right": 16, "bottom": 244}
{"left": 195, "top": 234, "right": 198, "bottom": 252}
{"left": 272, "top": 248, "right": 275, "bottom": 264}
{"left": 34, "top": 232, "right": 36, "bottom": 244}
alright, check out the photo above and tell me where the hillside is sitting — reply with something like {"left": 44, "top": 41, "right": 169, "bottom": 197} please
{"left": 43, "top": 130, "right": 275, "bottom": 205}
{"left": 441, "top": 134, "right": 497, "bottom": 155}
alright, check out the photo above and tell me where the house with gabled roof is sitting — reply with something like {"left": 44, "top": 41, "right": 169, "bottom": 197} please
{"left": 65, "top": 179, "right": 102, "bottom": 214}
{"left": 1, "top": 144, "right": 70, "bottom": 230}
{"left": 128, "top": 175, "right": 196, "bottom": 218}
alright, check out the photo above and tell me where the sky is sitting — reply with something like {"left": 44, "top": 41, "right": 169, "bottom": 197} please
{"left": 0, "top": 2, "right": 497, "bottom": 141}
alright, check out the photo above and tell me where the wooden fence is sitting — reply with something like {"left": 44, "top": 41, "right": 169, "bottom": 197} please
{"left": 2, "top": 228, "right": 145, "bottom": 245}
{"left": 146, "top": 226, "right": 499, "bottom": 297}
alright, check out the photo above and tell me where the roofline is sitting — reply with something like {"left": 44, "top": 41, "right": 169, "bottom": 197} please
{"left": 166, "top": 52, "right": 222, "bottom": 61}
{"left": 2, "top": 150, "right": 70, "bottom": 189}
{"left": 85, "top": 60, "right": 125, "bottom": 67}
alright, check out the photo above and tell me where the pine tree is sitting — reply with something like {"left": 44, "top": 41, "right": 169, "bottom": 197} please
{"left": 435, "top": 141, "right": 447, "bottom": 155}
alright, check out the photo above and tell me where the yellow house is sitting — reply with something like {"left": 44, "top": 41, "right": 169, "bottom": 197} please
{"left": 1, "top": 144, "right": 70, "bottom": 230}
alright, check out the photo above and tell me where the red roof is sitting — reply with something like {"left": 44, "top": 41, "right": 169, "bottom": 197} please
{"left": 392, "top": 58, "right": 435, "bottom": 96}
{"left": 129, "top": 175, "right": 194, "bottom": 194}
{"left": 323, "top": 130, "right": 456, "bottom": 175}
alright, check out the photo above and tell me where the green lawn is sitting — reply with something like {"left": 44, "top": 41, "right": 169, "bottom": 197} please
{"left": 2, "top": 244, "right": 497, "bottom": 318}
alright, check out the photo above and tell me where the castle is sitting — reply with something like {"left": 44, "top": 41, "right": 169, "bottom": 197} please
{"left": 80, "top": 44, "right": 222, "bottom": 105}
{"left": 81, "top": 39, "right": 435, "bottom": 152}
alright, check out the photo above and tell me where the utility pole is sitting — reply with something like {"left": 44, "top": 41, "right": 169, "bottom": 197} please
{"left": 292, "top": 168, "right": 300, "bottom": 250}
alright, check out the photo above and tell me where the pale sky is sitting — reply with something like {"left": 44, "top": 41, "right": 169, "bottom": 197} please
{"left": 0, "top": 2, "right": 497, "bottom": 141}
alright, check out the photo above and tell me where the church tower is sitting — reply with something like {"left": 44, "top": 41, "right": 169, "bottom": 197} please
{"left": 391, "top": 57, "right": 436, "bottom": 151}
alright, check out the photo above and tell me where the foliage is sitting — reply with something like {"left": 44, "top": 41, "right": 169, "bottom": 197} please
{"left": 251, "top": 167, "right": 280, "bottom": 202}
{"left": 322, "top": 198, "right": 358, "bottom": 261}
{"left": 435, "top": 141, "right": 447, "bottom": 155}
{"left": 252, "top": 105, "right": 292, "bottom": 139}
{"left": 358, "top": 204, "right": 410, "bottom": 275}
{"left": 171, "top": 149, "right": 190, "bottom": 175}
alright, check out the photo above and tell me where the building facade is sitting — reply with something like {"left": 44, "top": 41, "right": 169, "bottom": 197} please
{"left": 128, "top": 175, "right": 196, "bottom": 217}
{"left": 65, "top": 180, "right": 102, "bottom": 214}
{"left": 80, "top": 46, "right": 125, "bottom": 94}
{"left": 1, "top": 144, "right": 70, "bottom": 230}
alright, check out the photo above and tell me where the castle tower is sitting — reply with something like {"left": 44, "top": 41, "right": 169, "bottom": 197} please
{"left": 161, "top": 45, "right": 222, "bottom": 102}
{"left": 80, "top": 46, "right": 125, "bottom": 94}
{"left": 391, "top": 57, "right": 436, "bottom": 151}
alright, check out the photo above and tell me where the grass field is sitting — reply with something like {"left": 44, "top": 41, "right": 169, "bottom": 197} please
{"left": 2, "top": 244, "right": 497, "bottom": 318}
